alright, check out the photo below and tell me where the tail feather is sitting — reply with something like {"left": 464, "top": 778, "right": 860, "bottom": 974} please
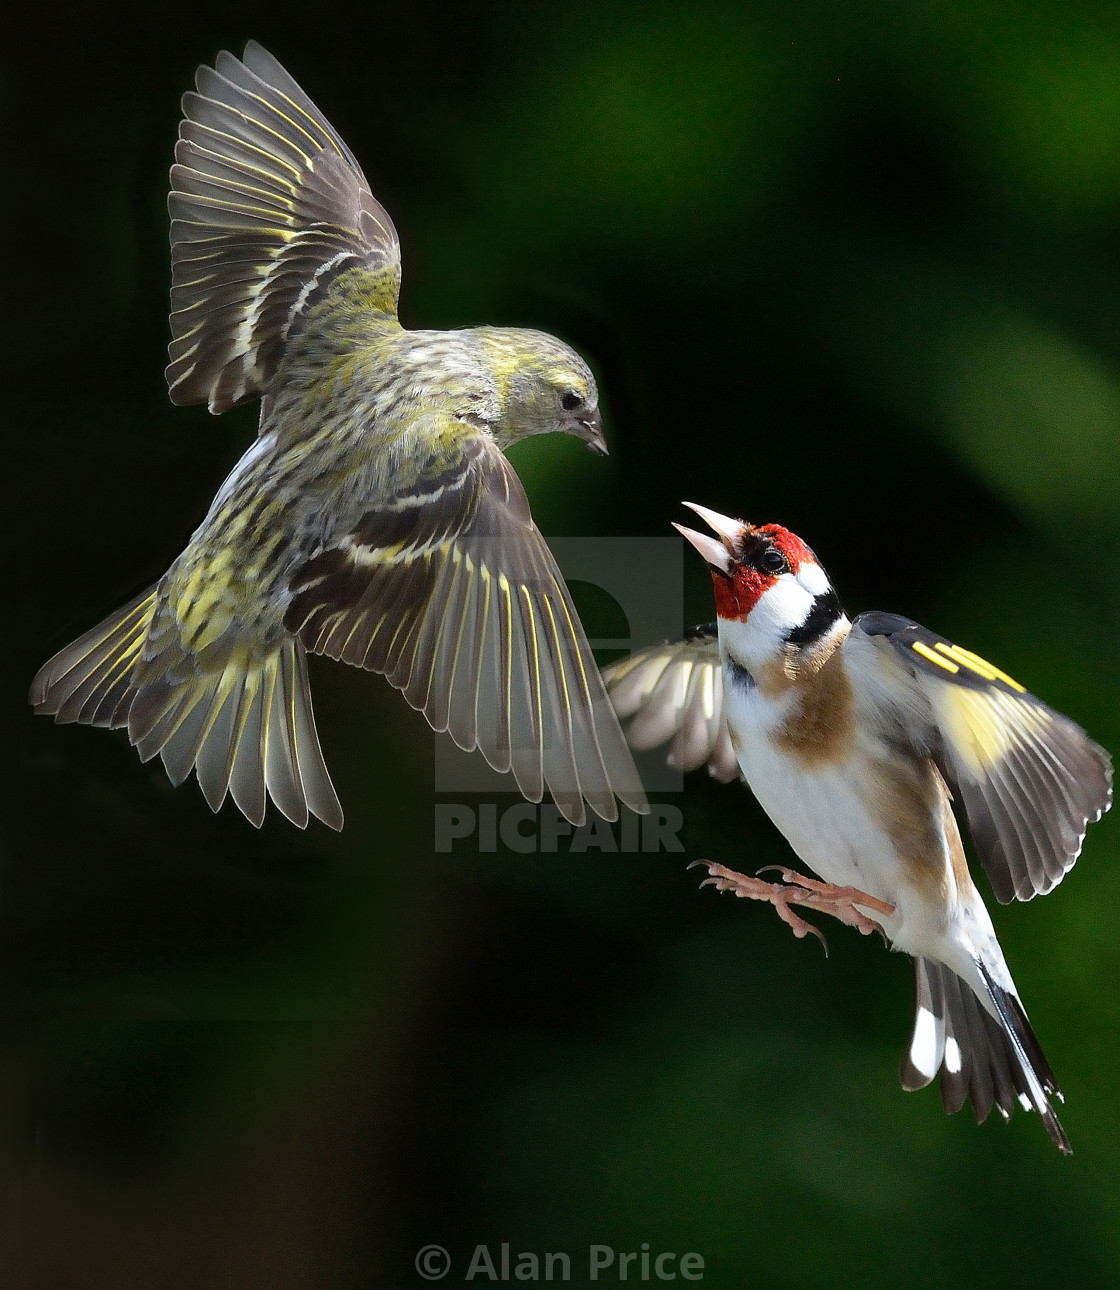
{"left": 30, "top": 590, "right": 157, "bottom": 724}
{"left": 264, "top": 654, "right": 309, "bottom": 828}
{"left": 229, "top": 673, "right": 267, "bottom": 826}
{"left": 900, "top": 957, "right": 1070, "bottom": 1154}
{"left": 31, "top": 598, "right": 343, "bottom": 831}
{"left": 939, "top": 968, "right": 997, "bottom": 1121}
{"left": 288, "top": 645, "right": 342, "bottom": 828}
{"left": 975, "top": 957, "right": 1069, "bottom": 1152}
{"left": 194, "top": 675, "right": 243, "bottom": 812}
{"left": 155, "top": 690, "right": 215, "bottom": 782}
{"left": 129, "top": 675, "right": 182, "bottom": 746}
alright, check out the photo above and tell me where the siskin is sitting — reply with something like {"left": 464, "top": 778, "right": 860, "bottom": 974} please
{"left": 31, "top": 42, "right": 648, "bottom": 832}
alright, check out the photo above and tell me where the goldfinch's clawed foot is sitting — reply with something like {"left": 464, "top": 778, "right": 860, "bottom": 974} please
{"left": 689, "top": 860, "right": 894, "bottom": 952}
{"left": 756, "top": 865, "right": 894, "bottom": 941}
{"left": 690, "top": 860, "right": 829, "bottom": 949}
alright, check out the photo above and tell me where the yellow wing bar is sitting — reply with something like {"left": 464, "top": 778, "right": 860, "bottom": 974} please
{"left": 932, "top": 640, "right": 1026, "bottom": 692}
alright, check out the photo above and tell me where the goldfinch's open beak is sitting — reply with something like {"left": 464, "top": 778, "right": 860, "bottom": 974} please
{"left": 674, "top": 502, "right": 749, "bottom": 573}
{"left": 673, "top": 523, "right": 734, "bottom": 574}
{"left": 683, "top": 502, "right": 747, "bottom": 546}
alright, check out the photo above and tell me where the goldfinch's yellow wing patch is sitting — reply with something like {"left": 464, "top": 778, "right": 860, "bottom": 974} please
{"left": 602, "top": 627, "right": 739, "bottom": 783}
{"left": 855, "top": 612, "right": 1112, "bottom": 903}
{"left": 285, "top": 435, "right": 647, "bottom": 827}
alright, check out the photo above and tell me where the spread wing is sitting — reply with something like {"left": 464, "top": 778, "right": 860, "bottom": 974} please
{"left": 168, "top": 41, "right": 401, "bottom": 412}
{"left": 852, "top": 611, "right": 1113, "bottom": 903}
{"left": 284, "top": 434, "right": 648, "bottom": 826}
{"left": 602, "top": 626, "right": 739, "bottom": 783}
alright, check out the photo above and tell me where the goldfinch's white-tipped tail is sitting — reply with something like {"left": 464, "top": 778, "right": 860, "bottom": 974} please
{"left": 900, "top": 957, "right": 1069, "bottom": 1154}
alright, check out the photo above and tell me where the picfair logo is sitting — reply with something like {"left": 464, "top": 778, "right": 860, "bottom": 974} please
{"left": 434, "top": 803, "right": 685, "bottom": 854}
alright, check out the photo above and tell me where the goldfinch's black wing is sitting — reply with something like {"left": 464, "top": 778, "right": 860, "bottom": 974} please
{"left": 602, "top": 627, "right": 739, "bottom": 783}
{"left": 285, "top": 434, "right": 648, "bottom": 826}
{"left": 853, "top": 611, "right": 1113, "bottom": 903}
{"left": 168, "top": 41, "right": 400, "bottom": 412}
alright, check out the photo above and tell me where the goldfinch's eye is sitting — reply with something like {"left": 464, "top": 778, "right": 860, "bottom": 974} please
{"left": 759, "top": 548, "right": 788, "bottom": 575}
{"left": 561, "top": 391, "right": 582, "bottom": 411}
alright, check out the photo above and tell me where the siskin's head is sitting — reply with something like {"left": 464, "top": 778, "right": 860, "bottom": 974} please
{"left": 475, "top": 327, "right": 606, "bottom": 455}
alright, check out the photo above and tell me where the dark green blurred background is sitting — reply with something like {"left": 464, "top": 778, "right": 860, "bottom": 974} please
{"left": 9, "top": 2, "right": 1120, "bottom": 1286}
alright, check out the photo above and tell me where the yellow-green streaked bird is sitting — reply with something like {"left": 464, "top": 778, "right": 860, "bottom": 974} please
{"left": 30, "top": 41, "right": 648, "bottom": 832}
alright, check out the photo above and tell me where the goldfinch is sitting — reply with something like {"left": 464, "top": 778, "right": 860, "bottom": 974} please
{"left": 604, "top": 503, "right": 1112, "bottom": 1152}
{"left": 30, "top": 42, "right": 647, "bottom": 831}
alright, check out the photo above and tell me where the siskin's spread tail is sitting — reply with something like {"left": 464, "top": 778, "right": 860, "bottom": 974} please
{"left": 30, "top": 592, "right": 342, "bottom": 830}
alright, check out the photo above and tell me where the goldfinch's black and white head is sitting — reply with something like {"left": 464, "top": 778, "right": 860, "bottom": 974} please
{"left": 673, "top": 502, "right": 848, "bottom": 676}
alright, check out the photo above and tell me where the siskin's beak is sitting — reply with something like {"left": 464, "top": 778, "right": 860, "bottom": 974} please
{"left": 577, "top": 412, "right": 609, "bottom": 456}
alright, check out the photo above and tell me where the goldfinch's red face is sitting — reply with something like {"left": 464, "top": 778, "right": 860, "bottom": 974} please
{"left": 674, "top": 504, "right": 845, "bottom": 672}
{"left": 707, "top": 524, "right": 819, "bottom": 622}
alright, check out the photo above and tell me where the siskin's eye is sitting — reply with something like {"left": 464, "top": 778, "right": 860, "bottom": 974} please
{"left": 759, "top": 548, "right": 788, "bottom": 575}
{"left": 561, "top": 391, "right": 583, "bottom": 411}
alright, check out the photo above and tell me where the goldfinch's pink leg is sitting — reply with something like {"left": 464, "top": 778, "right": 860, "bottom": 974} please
{"left": 690, "top": 861, "right": 895, "bottom": 952}
{"left": 756, "top": 865, "right": 895, "bottom": 937}
{"left": 692, "top": 862, "right": 829, "bottom": 945}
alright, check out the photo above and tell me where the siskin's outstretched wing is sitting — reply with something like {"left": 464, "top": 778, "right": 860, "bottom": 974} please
{"left": 602, "top": 626, "right": 739, "bottom": 783}
{"left": 167, "top": 41, "right": 401, "bottom": 412}
{"left": 851, "top": 611, "right": 1112, "bottom": 903}
{"left": 285, "top": 433, "right": 648, "bottom": 826}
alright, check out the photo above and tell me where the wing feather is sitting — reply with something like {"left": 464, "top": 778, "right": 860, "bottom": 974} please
{"left": 167, "top": 42, "right": 401, "bottom": 412}
{"left": 514, "top": 583, "right": 546, "bottom": 803}
{"left": 425, "top": 549, "right": 471, "bottom": 732}
{"left": 852, "top": 611, "right": 1112, "bottom": 902}
{"left": 286, "top": 436, "right": 644, "bottom": 824}
{"left": 602, "top": 626, "right": 739, "bottom": 783}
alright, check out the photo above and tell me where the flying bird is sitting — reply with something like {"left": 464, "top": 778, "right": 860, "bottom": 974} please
{"left": 30, "top": 41, "right": 647, "bottom": 831}
{"left": 604, "top": 503, "right": 1111, "bottom": 1152}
